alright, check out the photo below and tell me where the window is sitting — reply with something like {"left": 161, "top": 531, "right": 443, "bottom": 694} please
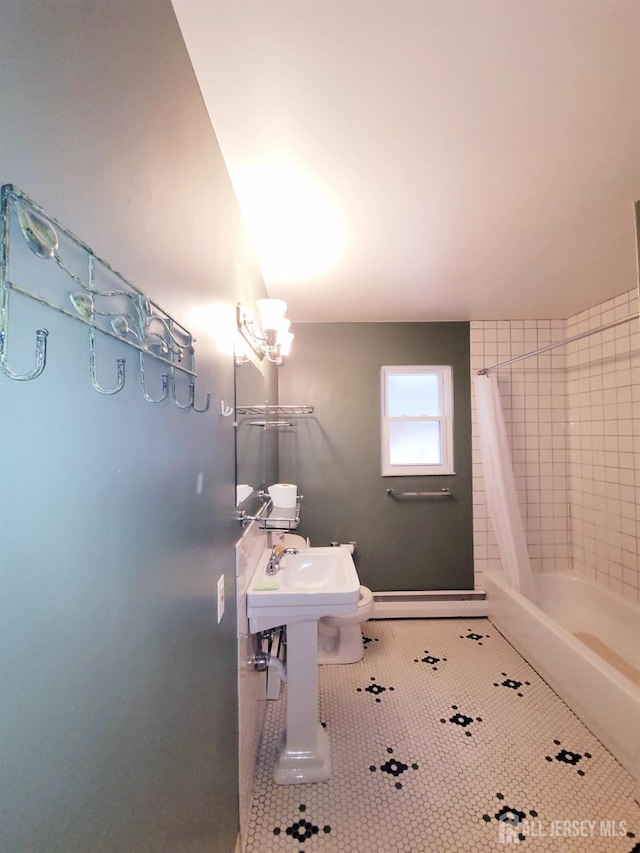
{"left": 381, "top": 365, "right": 454, "bottom": 476}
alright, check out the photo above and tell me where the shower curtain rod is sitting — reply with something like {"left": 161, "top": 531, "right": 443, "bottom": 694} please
{"left": 478, "top": 312, "right": 639, "bottom": 375}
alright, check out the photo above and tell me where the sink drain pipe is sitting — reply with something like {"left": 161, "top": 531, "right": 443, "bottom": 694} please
{"left": 251, "top": 630, "right": 287, "bottom": 682}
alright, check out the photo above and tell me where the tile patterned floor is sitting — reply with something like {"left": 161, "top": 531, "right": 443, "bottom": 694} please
{"left": 244, "top": 619, "right": 639, "bottom": 853}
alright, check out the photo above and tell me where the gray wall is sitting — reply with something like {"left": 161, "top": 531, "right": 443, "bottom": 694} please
{"left": 278, "top": 322, "right": 473, "bottom": 592}
{"left": 0, "top": 2, "right": 266, "bottom": 851}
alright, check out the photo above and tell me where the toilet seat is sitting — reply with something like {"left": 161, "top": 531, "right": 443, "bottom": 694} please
{"left": 272, "top": 532, "right": 309, "bottom": 550}
{"left": 322, "top": 585, "right": 374, "bottom": 627}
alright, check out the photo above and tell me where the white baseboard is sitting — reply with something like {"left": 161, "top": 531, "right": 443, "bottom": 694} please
{"left": 372, "top": 590, "right": 488, "bottom": 619}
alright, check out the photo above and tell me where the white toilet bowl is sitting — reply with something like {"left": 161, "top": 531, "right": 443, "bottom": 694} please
{"left": 318, "top": 585, "right": 374, "bottom": 664}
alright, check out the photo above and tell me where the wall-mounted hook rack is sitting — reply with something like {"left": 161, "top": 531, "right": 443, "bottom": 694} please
{"left": 0, "top": 184, "right": 211, "bottom": 413}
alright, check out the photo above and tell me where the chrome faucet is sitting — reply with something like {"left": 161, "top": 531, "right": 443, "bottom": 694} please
{"left": 267, "top": 546, "right": 299, "bottom": 575}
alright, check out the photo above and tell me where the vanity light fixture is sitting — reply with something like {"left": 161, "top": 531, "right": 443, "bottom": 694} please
{"left": 236, "top": 299, "right": 294, "bottom": 367}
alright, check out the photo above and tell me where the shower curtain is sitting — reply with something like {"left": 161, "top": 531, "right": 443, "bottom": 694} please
{"left": 474, "top": 373, "right": 536, "bottom": 602}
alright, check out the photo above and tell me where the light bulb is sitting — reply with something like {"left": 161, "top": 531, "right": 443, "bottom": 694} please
{"left": 257, "top": 298, "right": 287, "bottom": 334}
{"left": 278, "top": 331, "right": 294, "bottom": 358}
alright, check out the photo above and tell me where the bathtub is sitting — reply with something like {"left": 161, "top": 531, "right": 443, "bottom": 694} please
{"left": 484, "top": 571, "right": 639, "bottom": 793}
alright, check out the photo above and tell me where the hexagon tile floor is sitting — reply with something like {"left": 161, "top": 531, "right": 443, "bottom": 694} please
{"left": 244, "top": 618, "right": 639, "bottom": 853}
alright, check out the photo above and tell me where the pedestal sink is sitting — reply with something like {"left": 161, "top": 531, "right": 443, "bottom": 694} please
{"left": 247, "top": 547, "right": 360, "bottom": 784}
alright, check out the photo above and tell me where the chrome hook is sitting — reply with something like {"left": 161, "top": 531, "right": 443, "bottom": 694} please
{"left": 139, "top": 352, "right": 168, "bottom": 403}
{"left": 0, "top": 327, "right": 48, "bottom": 381}
{"left": 170, "top": 370, "right": 194, "bottom": 409}
{"left": 192, "top": 389, "right": 211, "bottom": 414}
{"left": 89, "top": 327, "right": 125, "bottom": 395}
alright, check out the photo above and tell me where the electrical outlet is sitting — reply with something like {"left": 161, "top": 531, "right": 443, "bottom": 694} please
{"left": 217, "top": 574, "right": 225, "bottom": 623}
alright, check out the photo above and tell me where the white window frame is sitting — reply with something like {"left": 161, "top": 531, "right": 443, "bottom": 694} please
{"left": 380, "top": 365, "right": 454, "bottom": 476}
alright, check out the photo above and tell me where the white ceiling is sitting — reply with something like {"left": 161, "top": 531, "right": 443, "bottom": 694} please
{"left": 173, "top": 0, "right": 640, "bottom": 322}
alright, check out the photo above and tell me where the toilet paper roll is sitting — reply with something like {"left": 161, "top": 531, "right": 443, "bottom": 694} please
{"left": 268, "top": 483, "right": 297, "bottom": 508}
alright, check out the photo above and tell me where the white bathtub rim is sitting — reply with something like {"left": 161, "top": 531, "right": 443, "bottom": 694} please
{"left": 479, "top": 569, "right": 639, "bottom": 621}
{"left": 483, "top": 571, "right": 638, "bottom": 694}
{"left": 536, "top": 573, "right": 639, "bottom": 667}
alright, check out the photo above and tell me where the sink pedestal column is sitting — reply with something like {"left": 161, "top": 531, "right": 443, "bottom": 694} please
{"left": 274, "top": 619, "right": 331, "bottom": 784}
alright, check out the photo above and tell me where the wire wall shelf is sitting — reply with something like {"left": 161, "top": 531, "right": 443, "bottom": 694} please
{"left": 238, "top": 495, "right": 302, "bottom": 530}
{"left": 0, "top": 184, "right": 210, "bottom": 412}
{"left": 235, "top": 403, "right": 314, "bottom": 429}
{"left": 235, "top": 404, "right": 314, "bottom": 416}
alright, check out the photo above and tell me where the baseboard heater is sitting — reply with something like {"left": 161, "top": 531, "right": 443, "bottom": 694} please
{"left": 372, "top": 589, "right": 488, "bottom": 619}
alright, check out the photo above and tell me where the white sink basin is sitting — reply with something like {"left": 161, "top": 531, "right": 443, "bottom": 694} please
{"left": 247, "top": 546, "right": 360, "bottom": 633}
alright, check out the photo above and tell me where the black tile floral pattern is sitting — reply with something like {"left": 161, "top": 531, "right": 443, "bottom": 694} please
{"left": 493, "top": 671, "right": 531, "bottom": 697}
{"left": 369, "top": 747, "right": 419, "bottom": 790}
{"left": 272, "top": 804, "right": 331, "bottom": 847}
{"left": 440, "top": 704, "right": 484, "bottom": 736}
{"left": 413, "top": 649, "right": 448, "bottom": 671}
{"left": 482, "top": 792, "right": 540, "bottom": 844}
{"left": 356, "top": 676, "right": 395, "bottom": 703}
{"left": 546, "top": 739, "right": 593, "bottom": 776}
{"left": 459, "top": 627, "right": 491, "bottom": 644}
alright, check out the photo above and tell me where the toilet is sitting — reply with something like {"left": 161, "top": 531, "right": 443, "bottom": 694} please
{"left": 318, "top": 584, "right": 374, "bottom": 665}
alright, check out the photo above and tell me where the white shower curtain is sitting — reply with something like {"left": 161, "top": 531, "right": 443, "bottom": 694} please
{"left": 474, "top": 373, "right": 536, "bottom": 602}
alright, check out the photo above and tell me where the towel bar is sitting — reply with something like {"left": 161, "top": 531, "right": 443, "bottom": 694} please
{"left": 386, "top": 488, "right": 452, "bottom": 500}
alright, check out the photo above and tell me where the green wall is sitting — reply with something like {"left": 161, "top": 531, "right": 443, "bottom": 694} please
{"left": 278, "top": 322, "right": 473, "bottom": 592}
{"left": 0, "top": 2, "right": 265, "bottom": 850}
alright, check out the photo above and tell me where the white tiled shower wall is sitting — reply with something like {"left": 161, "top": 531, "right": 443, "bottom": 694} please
{"left": 471, "top": 288, "right": 639, "bottom": 605}
{"left": 471, "top": 317, "right": 569, "bottom": 578}
{"left": 565, "top": 291, "right": 640, "bottom": 600}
